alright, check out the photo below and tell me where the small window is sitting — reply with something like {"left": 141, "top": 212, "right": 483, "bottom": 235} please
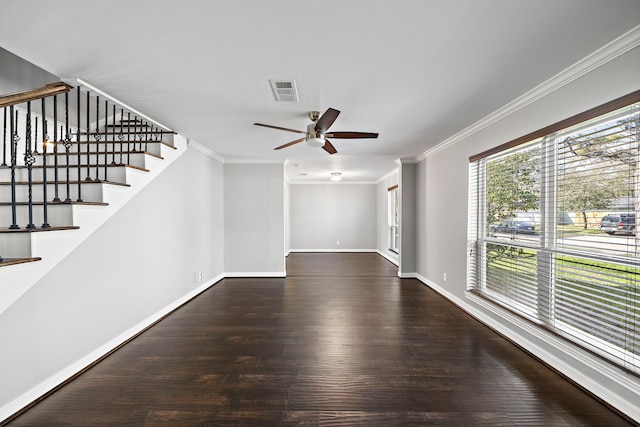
{"left": 388, "top": 185, "right": 399, "bottom": 253}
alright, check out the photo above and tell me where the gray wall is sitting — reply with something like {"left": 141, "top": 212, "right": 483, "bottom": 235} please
{"left": 416, "top": 45, "right": 640, "bottom": 417}
{"left": 0, "top": 48, "right": 58, "bottom": 95}
{"left": 0, "top": 147, "right": 224, "bottom": 411}
{"left": 399, "top": 162, "right": 417, "bottom": 276}
{"left": 284, "top": 180, "right": 291, "bottom": 255}
{"left": 223, "top": 163, "right": 285, "bottom": 274}
{"left": 290, "top": 183, "right": 377, "bottom": 251}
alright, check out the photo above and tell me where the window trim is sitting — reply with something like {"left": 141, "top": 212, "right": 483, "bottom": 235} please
{"left": 468, "top": 90, "right": 640, "bottom": 375}
{"left": 388, "top": 185, "right": 399, "bottom": 252}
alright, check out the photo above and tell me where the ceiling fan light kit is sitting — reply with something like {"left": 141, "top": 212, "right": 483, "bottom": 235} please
{"left": 306, "top": 137, "right": 325, "bottom": 147}
{"left": 254, "top": 108, "right": 378, "bottom": 155}
{"left": 306, "top": 122, "right": 325, "bottom": 147}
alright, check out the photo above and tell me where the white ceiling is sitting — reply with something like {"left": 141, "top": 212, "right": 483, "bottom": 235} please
{"left": 1, "top": 0, "right": 639, "bottom": 182}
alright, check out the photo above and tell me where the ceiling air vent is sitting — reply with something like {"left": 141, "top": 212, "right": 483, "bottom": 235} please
{"left": 269, "top": 79, "right": 299, "bottom": 102}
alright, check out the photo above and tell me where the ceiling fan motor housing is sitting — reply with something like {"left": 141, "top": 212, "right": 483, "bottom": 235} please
{"left": 306, "top": 123, "right": 325, "bottom": 147}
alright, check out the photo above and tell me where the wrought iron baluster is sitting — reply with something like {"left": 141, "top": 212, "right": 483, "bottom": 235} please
{"left": 127, "top": 112, "right": 131, "bottom": 165}
{"left": 9, "top": 106, "right": 19, "bottom": 229}
{"left": 52, "top": 95, "right": 60, "bottom": 202}
{"left": 133, "top": 116, "right": 142, "bottom": 153}
{"left": 144, "top": 122, "right": 149, "bottom": 152}
{"left": 24, "top": 102, "right": 35, "bottom": 229}
{"left": 85, "top": 91, "right": 91, "bottom": 181}
{"left": 2, "top": 107, "right": 7, "bottom": 167}
{"left": 41, "top": 98, "right": 50, "bottom": 228}
{"left": 111, "top": 105, "right": 117, "bottom": 165}
{"left": 76, "top": 86, "right": 83, "bottom": 202}
{"left": 136, "top": 117, "right": 143, "bottom": 152}
{"left": 63, "top": 92, "right": 72, "bottom": 203}
{"left": 94, "top": 96, "right": 101, "bottom": 182}
{"left": 34, "top": 117, "right": 38, "bottom": 156}
{"left": 118, "top": 109, "right": 124, "bottom": 165}
{"left": 103, "top": 99, "right": 108, "bottom": 182}
{"left": 34, "top": 117, "right": 38, "bottom": 154}
{"left": 33, "top": 116, "right": 39, "bottom": 155}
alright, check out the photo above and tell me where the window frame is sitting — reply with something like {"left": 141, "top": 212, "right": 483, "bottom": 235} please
{"left": 388, "top": 185, "right": 399, "bottom": 253}
{"left": 468, "top": 90, "right": 640, "bottom": 375}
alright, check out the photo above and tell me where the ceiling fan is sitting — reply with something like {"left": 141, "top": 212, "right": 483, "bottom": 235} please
{"left": 254, "top": 108, "right": 378, "bottom": 154}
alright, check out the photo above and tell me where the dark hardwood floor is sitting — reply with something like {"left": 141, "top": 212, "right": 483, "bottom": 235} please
{"left": 5, "top": 253, "right": 634, "bottom": 426}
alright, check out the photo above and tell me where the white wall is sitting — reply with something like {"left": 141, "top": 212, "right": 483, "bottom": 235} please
{"left": 399, "top": 162, "right": 417, "bottom": 276}
{"left": 284, "top": 179, "right": 291, "bottom": 256}
{"left": 0, "top": 147, "right": 224, "bottom": 417}
{"left": 223, "top": 163, "right": 285, "bottom": 275}
{"left": 376, "top": 170, "right": 399, "bottom": 264}
{"left": 416, "top": 45, "right": 640, "bottom": 420}
{"left": 290, "top": 183, "right": 377, "bottom": 251}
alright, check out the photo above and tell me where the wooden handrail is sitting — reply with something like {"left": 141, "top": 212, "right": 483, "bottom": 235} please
{"left": 0, "top": 82, "right": 72, "bottom": 108}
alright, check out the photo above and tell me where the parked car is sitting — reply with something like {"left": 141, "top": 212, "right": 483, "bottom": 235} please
{"left": 599, "top": 213, "right": 636, "bottom": 235}
{"left": 490, "top": 220, "right": 536, "bottom": 234}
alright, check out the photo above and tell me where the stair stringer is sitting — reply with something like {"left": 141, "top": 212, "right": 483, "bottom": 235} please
{"left": 0, "top": 135, "right": 187, "bottom": 316}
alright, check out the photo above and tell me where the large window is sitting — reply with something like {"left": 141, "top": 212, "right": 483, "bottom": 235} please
{"left": 468, "top": 91, "right": 640, "bottom": 374}
{"left": 388, "top": 185, "right": 399, "bottom": 253}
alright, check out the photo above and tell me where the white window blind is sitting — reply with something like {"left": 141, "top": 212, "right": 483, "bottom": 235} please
{"left": 388, "top": 185, "right": 399, "bottom": 252}
{"left": 468, "top": 92, "right": 640, "bottom": 374}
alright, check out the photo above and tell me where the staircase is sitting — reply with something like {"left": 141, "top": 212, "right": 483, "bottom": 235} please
{"left": 0, "top": 81, "right": 185, "bottom": 314}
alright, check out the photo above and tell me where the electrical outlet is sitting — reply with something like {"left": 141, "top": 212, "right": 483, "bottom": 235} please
{"left": 443, "top": 272, "right": 448, "bottom": 282}
{"left": 194, "top": 271, "right": 202, "bottom": 283}
{"left": 336, "top": 240, "right": 340, "bottom": 245}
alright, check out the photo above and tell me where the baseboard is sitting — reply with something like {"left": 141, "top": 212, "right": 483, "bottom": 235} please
{"left": 224, "top": 271, "right": 286, "bottom": 278}
{"left": 414, "top": 273, "right": 640, "bottom": 423}
{"left": 398, "top": 272, "right": 417, "bottom": 278}
{"left": 376, "top": 250, "right": 399, "bottom": 266}
{"left": 289, "top": 249, "right": 377, "bottom": 253}
{"left": 0, "top": 273, "right": 225, "bottom": 424}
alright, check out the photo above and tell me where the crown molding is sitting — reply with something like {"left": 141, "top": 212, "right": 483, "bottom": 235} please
{"left": 223, "top": 157, "right": 285, "bottom": 164}
{"left": 375, "top": 167, "right": 400, "bottom": 184}
{"left": 415, "top": 24, "right": 640, "bottom": 162}
{"left": 397, "top": 157, "right": 418, "bottom": 164}
{"left": 187, "top": 139, "right": 225, "bottom": 163}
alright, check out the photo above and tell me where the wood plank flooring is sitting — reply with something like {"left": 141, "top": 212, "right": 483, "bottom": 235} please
{"left": 4, "top": 252, "right": 635, "bottom": 426}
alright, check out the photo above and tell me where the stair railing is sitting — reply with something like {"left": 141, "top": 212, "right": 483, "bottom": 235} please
{"left": 0, "top": 81, "right": 175, "bottom": 263}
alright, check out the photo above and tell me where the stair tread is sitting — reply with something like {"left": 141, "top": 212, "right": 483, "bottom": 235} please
{"left": 65, "top": 139, "right": 172, "bottom": 144}
{"left": 0, "top": 225, "right": 80, "bottom": 233}
{"left": 46, "top": 141, "right": 176, "bottom": 152}
{"left": 32, "top": 150, "right": 165, "bottom": 160}
{"left": 8, "top": 164, "right": 150, "bottom": 172}
{"left": 0, "top": 257, "right": 41, "bottom": 267}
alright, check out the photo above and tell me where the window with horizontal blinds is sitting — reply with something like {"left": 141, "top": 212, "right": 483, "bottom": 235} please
{"left": 468, "top": 94, "right": 640, "bottom": 374}
{"left": 388, "top": 185, "right": 399, "bottom": 252}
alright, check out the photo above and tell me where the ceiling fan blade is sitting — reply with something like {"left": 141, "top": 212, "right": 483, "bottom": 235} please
{"left": 315, "top": 108, "right": 340, "bottom": 132}
{"left": 254, "top": 123, "right": 306, "bottom": 134}
{"left": 325, "top": 131, "right": 379, "bottom": 139}
{"left": 322, "top": 139, "right": 337, "bottom": 154}
{"left": 274, "top": 137, "right": 306, "bottom": 150}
